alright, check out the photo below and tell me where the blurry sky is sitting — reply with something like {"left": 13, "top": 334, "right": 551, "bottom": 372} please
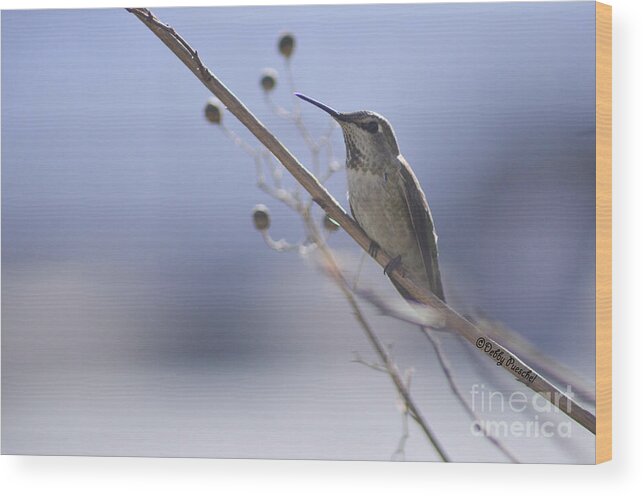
{"left": 2, "top": 2, "right": 596, "bottom": 462}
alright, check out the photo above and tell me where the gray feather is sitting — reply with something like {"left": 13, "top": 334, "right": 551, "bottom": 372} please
{"left": 396, "top": 155, "right": 445, "bottom": 302}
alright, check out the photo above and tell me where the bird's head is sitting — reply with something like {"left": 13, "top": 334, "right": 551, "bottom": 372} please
{"left": 295, "top": 93, "right": 400, "bottom": 163}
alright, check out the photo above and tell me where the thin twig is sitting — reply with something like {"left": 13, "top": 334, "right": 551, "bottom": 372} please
{"left": 352, "top": 351, "right": 388, "bottom": 373}
{"left": 392, "top": 369, "right": 413, "bottom": 461}
{"left": 352, "top": 251, "right": 368, "bottom": 291}
{"left": 354, "top": 279, "right": 518, "bottom": 460}
{"left": 420, "top": 327, "right": 520, "bottom": 463}
{"left": 305, "top": 215, "right": 449, "bottom": 461}
{"left": 354, "top": 286, "right": 445, "bottom": 329}
{"left": 259, "top": 229, "right": 301, "bottom": 253}
{"left": 126, "top": 7, "right": 596, "bottom": 435}
{"left": 353, "top": 351, "right": 414, "bottom": 461}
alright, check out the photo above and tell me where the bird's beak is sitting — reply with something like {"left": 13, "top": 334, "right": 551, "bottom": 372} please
{"left": 295, "top": 93, "right": 343, "bottom": 121}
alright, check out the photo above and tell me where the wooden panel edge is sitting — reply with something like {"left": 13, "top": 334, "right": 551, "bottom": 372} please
{"left": 595, "top": 1, "right": 612, "bottom": 464}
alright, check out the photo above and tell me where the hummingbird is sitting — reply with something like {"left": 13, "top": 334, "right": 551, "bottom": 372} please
{"left": 296, "top": 93, "right": 445, "bottom": 302}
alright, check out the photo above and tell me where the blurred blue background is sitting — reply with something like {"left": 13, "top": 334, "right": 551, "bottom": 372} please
{"left": 2, "top": 2, "right": 596, "bottom": 462}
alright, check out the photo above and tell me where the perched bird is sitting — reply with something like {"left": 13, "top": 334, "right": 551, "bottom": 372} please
{"left": 296, "top": 93, "right": 445, "bottom": 302}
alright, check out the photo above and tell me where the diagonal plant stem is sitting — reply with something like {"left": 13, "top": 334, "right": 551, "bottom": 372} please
{"left": 126, "top": 7, "right": 596, "bottom": 435}
{"left": 301, "top": 213, "right": 450, "bottom": 461}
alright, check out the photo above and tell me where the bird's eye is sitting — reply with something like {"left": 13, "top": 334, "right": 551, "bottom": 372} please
{"left": 365, "top": 121, "right": 379, "bottom": 133}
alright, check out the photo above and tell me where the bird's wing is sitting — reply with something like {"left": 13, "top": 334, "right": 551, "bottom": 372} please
{"left": 396, "top": 154, "right": 446, "bottom": 302}
{"left": 349, "top": 197, "right": 357, "bottom": 221}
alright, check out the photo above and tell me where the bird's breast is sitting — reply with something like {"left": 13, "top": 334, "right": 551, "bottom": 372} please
{"left": 347, "top": 165, "right": 429, "bottom": 288}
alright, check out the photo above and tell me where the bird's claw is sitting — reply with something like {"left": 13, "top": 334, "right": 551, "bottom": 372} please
{"left": 384, "top": 255, "right": 403, "bottom": 276}
{"left": 368, "top": 241, "right": 380, "bottom": 258}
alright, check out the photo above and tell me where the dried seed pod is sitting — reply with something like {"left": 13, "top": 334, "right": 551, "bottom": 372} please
{"left": 252, "top": 204, "right": 271, "bottom": 231}
{"left": 260, "top": 68, "right": 278, "bottom": 92}
{"left": 204, "top": 98, "right": 223, "bottom": 124}
{"left": 278, "top": 32, "right": 295, "bottom": 58}
{"left": 323, "top": 213, "right": 340, "bottom": 232}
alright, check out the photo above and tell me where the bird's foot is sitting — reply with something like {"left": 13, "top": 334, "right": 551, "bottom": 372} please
{"left": 383, "top": 255, "right": 403, "bottom": 276}
{"left": 368, "top": 241, "right": 380, "bottom": 258}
